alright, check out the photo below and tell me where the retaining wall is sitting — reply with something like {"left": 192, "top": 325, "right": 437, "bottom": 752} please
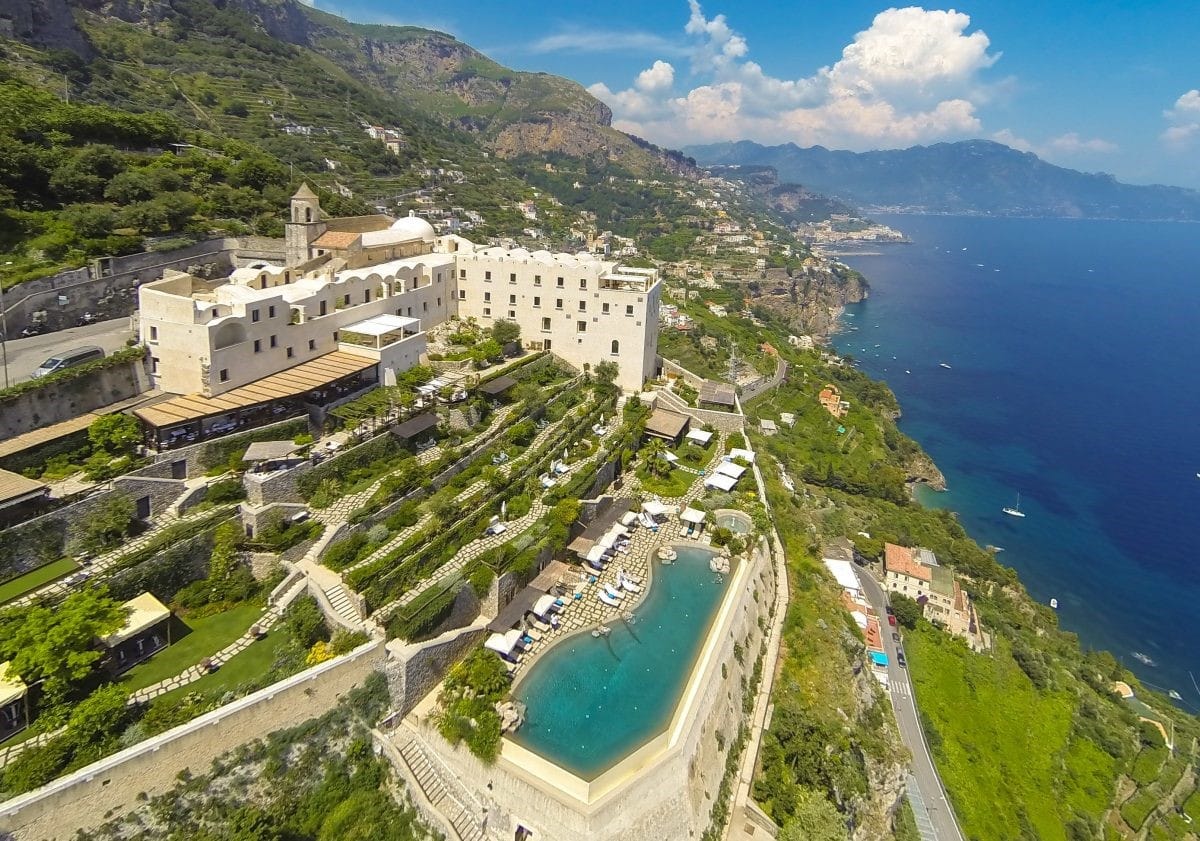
{"left": 0, "top": 357, "right": 152, "bottom": 440}
{"left": 0, "top": 640, "right": 386, "bottom": 841}
{"left": 384, "top": 625, "right": 488, "bottom": 718}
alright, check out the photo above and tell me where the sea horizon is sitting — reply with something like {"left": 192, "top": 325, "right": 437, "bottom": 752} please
{"left": 832, "top": 213, "right": 1200, "bottom": 709}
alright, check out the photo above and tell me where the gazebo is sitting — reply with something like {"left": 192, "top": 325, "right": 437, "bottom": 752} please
{"left": 680, "top": 507, "right": 707, "bottom": 537}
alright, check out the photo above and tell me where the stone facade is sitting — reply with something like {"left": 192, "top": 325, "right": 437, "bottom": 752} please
{"left": 385, "top": 626, "right": 488, "bottom": 717}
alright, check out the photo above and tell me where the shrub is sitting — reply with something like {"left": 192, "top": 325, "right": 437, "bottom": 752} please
{"left": 205, "top": 478, "right": 246, "bottom": 505}
{"left": 468, "top": 565, "right": 495, "bottom": 597}
{"left": 282, "top": 596, "right": 329, "bottom": 648}
{"left": 78, "top": 494, "right": 137, "bottom": 552}
{"left": 322, "top": 532, "right": 368, "bottom": 571}
{"left": 383, "top": 502, "right": 421, "bottom": 532}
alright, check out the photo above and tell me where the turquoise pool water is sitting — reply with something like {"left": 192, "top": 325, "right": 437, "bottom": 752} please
{"left": 509, "top": 546, "right": 732, "bottom": 779}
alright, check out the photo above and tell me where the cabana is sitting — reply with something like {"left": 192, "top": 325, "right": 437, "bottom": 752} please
{"left": 390, "top": 412, "right": 438, "bottom": 445}
{"left": 728, "top": 447, "right": 756, "bottom": 463}
{"left": 680, "top": 507, "right": 707, "bottom": 537}
{"left": 479, "top": 375, "right": 518, "bottom": 398}
{"left": 531, "top": 594, "right": 562, "bottom": 619}
{"left": 715, "top": 461, "right": 747, "bottom": 479}
{"left": 704, "top": 473, "right": 739, "bottom": 492}
{"left": 100, "top": 593, "right": 172, "bottom": 673}
{"left": 641, "top": 499, "right": 675, "bottom": 519}
{"left": 685, "top": 428, "right": 714, "bottom": 446}
{"left": 643, "top": 409, "right": 690, "bottom": 444}
{"left": 0, "top": 661, "right": 29, "bottom": 740}
{"left": 485, "top": 629, "right": 526, "bottom": 661}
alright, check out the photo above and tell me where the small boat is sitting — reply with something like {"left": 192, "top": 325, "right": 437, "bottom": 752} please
{"left": 1002, "top": 493, "right": 1026, "bottom": 518}
{"left": 1132, "top": 651, "right": 1157, "bottom": 667}
{"left": 1049, "top": 598, "right": 1058, "bottom": 609}
{"left": 905, "top": 370, "right": 911, "bottom": 374}
{"left": 939, "top": 362, "right": 952, "bottom": 369}
{"left": 1169, "top": 689, "right": 1183, "bottom": 700}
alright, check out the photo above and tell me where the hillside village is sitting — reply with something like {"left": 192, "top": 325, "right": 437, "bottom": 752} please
{"left": 0, "top": 3, "right": 1198, "bottom": 841}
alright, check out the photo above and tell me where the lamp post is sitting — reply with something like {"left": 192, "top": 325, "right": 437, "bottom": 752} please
{"left": 0, "top": 262, "right": 10, "bottom": 388}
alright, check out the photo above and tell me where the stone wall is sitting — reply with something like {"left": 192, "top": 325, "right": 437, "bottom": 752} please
{"left": 659, "top": 356, "right": 708, "bottom": 389}
{"left": 414, "top": 541, "right": 776, "bottom": 841}
{"left": 384, "top": 625, "right": 487, "bottom": 717}
{"left": 0, "top": 641, "right": 385, "bottom": 841}
{"left": 144, "top": 416, "right": 310, "bottom": 481}
{"left": 739, "top": 357, "right": 788, "bottom": 404}
{"left": 481, "top": 572, "right": 520, "bottom": 622}
{"left": 0, "top": 355, "right": 152, "bottom": 440}
{"left": 0, "top": 239, "right": 235, "bottom": 335}
{"left": 243, "top": 461, "right": 314, "bottom": 507}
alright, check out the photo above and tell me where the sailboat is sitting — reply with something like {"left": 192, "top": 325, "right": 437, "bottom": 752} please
{"left": 1002, "top": 493, "right": 1026, "bottom": 518}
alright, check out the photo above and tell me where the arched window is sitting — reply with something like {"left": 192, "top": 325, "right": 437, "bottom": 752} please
{"left": 610, "top": 339, "right": 619, "bottom": 355}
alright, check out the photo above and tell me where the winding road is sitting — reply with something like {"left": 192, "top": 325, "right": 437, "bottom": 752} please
{"left": 855, "top": 566, "right": 965, "bottom": 841}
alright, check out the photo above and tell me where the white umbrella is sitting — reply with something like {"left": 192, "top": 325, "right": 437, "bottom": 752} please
{"left": 501, "top": 500, "right": 507, "bottom": 518}
{"left": 586, "top": 545, "right": 609, "bottom": 562}
{"left": 532, "top": 594, "right": 559, "bottom": 617}
{"left": 485, "top": 632, "right": 517, "bottom": 655}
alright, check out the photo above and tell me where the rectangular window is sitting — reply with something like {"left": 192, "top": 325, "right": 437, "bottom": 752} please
{"left": 268, "top": 305, "right": 276, "bottom": 318}
{"left": 343, "top": 294, "right": 351, "bottom": 307}
{"left": 483, "top": 307, "right": 492, "bottom": 317}
{"left": 149, "top": 325, "right": 158, "bottom": 341}
{"left": 422, "top": 301, "right": 428, "bottom": 312}
{"left": 485, "top": 270, "right": 492, "bottom": 280}
{"left": 578, "top": 301, "right": 586, "bottom": 312}
{"left": 458, "top": 290, "right": 466, "bottom": 300}
{"left": 460, "top": 269, "right": 466, "bottom": 279}
{"left": 151, "top": 356, "right": 159, "bottom": 373}
{"left": 308, "top": 339, "right": 316, "bottom": 351}
{"left": 579, "top": 278, "right": 587, "bottom": 289}
{"left": 286, "top": 346, "right": 294, "bottom": 358}
{"left": 541, "top": 317, "right": 551, "bottom": 331}
{"left": 556, "top": 299, "right": 563, "bottom": 310}
{"left": 253, "top": 339, "right": 261, "bottom": 353}
{"left": 251, "top": 309, "right": 260, "bottom": 323}
{"left": 364, "top": 290, "right": 370, "bottom": 304}
{"left": 510, "top": 273, "right": 517, "bottom": 283}
{"left": 534, "top": 275, "right": 542, "bottom": 286}
{"left": 556, "top": 277, "right": 564, "bottom": 288}
{"left": 509, "top": 294, "right": 517, "bottom": 305}
{"left": 602, "top": 303, "right": 610, "bottom": 314}
{"left": 219, "top": 369, "right": 229, "bottom": 382}
{"left": 333, "top": 331, "right": 339, "bottom": 342}
{"left": 533, "top": 296, "right": 541, "bottom": 307}
{"left": 437, "top": 297, "right": 441, "bottom": 306}
{"left": 320, "top": 301, "right": 327, "bottom": 316}
{"left": 576, "top": 321, "right": 587, "bottom": 333}
{"left": 508, "top": 309, "right": 516, "bottom": 319}
{"left": 484, "top": 292, "right": 491, "bottom": 303}
{"left": 269, "top": 335, "right": 277, "bottom": 348}
{"left": 626, "top": 304, "right": 634, "bottom": 316}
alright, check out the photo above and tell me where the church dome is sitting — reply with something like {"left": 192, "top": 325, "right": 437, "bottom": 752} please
{"left": 389, "top": 211, "right": 437, "bottom": 242}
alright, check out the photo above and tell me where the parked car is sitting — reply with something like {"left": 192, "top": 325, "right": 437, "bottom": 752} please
{"left": 887, "top": 614, "right": 897, "bottom": 626}
{"left": 885, "top": 605, "right": 895, "bottom": 615}
{"left": 31, "top": 345, "right": 104, "bottom": 378}
{"left": 897, "top": 652, "right": 907, "bottom": 668}
{"left": 892, "top": 632, "right": 901, "bottom": 643}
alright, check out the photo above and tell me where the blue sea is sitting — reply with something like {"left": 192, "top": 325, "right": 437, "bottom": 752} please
{"left": 831, "top": 215, "right": 1200, "bottom": 707}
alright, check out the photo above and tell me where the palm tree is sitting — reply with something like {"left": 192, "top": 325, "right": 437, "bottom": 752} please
{"left": 642, "top": 438, "right": 673, "bottom": 479}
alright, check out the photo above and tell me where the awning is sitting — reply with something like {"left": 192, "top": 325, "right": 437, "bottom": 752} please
{"left": 686, "top": 428, "right": 713, "bottom": 445}
{"left": 342, "top": 313, "right": 420, "bottom": 335}
{"left": 0, "top": 468, "right": 48, "bottom": 509}
{"left": 479, "top": 375, "right": 517, "bottom": 396}
{"left": 728, "top": 448, "right": 756, "bottom": 463}
{"left": 715, "top": 461, "right": 747, "bottom": 479}
{"left": 528, "top": 560, "right": 573, "bottom": 592}
{"left": 680, "top": 507, "right": 707, "bottom": 524}
{"left": 642, "top": 500, "right": 672, "bottom": 517}
{"left": 135, "top": 351, "right": 375, "bottom": 428}
{"left": 532, "top": 594, "right": 559, "bottom": 618}
{"left": 101, "top": 593, "right": 171, "bottom": 647}
{"left": 487, "top": 585, "right": 546, "bottom": 632}
{"left": 704, "top": 473, "right": 738, "bottom": 492}
{"left": 390, "top": 412, "right": 438, "bottom": 440}
{"left": 485, "top": 632, "right": 518, "bottom": 656}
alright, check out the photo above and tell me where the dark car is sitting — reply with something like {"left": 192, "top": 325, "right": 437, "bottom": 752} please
{"left": 885, "top": 605, "right": 895, "bottom": 615}
{"left": 892, "top": 632, "right": 901, "bottom": 643}
{"left": 897, "top": 652, "right": 907, "bottom": 668}
{"left": 888, "top": 614, "right": 897, "bottom": 626}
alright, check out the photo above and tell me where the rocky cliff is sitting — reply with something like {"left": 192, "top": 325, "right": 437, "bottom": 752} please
{"left": 753, "top": 261, "right": 869, "bottom": 339}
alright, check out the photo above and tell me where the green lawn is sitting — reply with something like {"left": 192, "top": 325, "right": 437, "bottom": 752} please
{"left": 147, "top": 629, "right": 292, "bottom": 707}
{"left": 906, "top": 626, "right": 1113, "bottom": 841}
{"left": 672, "top": 436, "right": 718, "bottom": 469}
{"left": 636, "top": 466, "right": 694, "bottom": 497}
{"left": 118, "top": 603, "right": 265, "bottom": 693}
{"left": 0, "top": 558, "right": 79, "bottom": 605}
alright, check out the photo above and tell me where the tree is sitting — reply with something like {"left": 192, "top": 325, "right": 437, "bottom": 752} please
{"left": 593, "top": 359, "right": 619, "bottom": 393}
{"left": 490, "top": 318, "right": 520, "bottom": 346}
{"left": 471, "top": 338, "right": 502, "bottom": 368}
{"left": 778, "top": 787, "right": 848, "bottom": 841}
{"left": 0, "top": 588, "right": 127, "bottom": 704}
{"left": 79, "top": 494, "right": 137, "bottom": 551}
{"left": 66, "top": 684, "right": 132, "bottom": 762}
{"left": 641, "top": 437, "right": 673, "bottom": 478}
{"left": 88, "top": 414, "right": 141, "bottom": 456}
{"left": 890, "top": 593, "right": 922, "bottom": 630}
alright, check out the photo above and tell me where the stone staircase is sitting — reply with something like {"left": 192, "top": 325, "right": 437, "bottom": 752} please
{"left": 398, "top": 738, "right": 485, "bottom": 841}
{"left": 323, "top": 582, "right": 362, "bottom": 627}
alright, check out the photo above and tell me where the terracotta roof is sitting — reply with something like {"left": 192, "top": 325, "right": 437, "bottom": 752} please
{"left": 953, "top": 579, "right": 967, "bottom": 612}
{"left": 884, "top": 542, "right": 931, "bottom": 582}
{"left": 312, "top": 230, "right": 361, "bottom": 249}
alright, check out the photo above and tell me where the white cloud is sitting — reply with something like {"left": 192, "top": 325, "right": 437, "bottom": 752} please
{"left": 530, "top": 28, "right": 685, "bottom": 55}
{"left": 590, "top": 3, "right": 1004, "bottom": 150}
{"left": 1046, "top": 132, "right": 1117, "bottom": 155}
{"left": 1162, "top": 89, "right": 1200, "bottom": 149}
{"left": 991, "top": 129, "right": 1117, "bottom": 162}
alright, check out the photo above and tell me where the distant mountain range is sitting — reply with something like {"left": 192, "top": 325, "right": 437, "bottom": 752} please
{"left": 685, "top": 139, "right": 1200, "bottom": 221}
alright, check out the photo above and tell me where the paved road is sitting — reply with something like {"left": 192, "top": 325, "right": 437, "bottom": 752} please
{"left": 856, "top": 567, "right": 965, "bottom": 841}
{"left": 0, "top": 317, "right": 135, "bottom": 385}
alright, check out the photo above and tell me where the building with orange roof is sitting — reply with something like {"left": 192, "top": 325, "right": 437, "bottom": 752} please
{"left": 885, "top": 542, "right": 977, "bottom": 644}
{"left": 818, "top": 383, "right": 849, "bottom": 418}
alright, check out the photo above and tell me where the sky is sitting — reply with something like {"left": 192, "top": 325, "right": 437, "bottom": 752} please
{"left": 312, "top": 0, "right": 1200, "bottom": 188}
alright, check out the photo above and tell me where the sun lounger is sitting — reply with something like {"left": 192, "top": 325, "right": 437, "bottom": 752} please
{"left": 619, "top": 568, "right": 642, "bottom": 585}
{"left": 603, "top": 583, "right": 625, "bottom": 600}
{"left": 618, "top": 573, "right": 641, "bottom": 593}
{"left": 599, "top": 590, "right": 620, "bottom": 607}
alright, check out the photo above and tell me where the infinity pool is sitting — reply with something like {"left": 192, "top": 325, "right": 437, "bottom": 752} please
{"left": 509, "top": 546, "right": 732, "bottom": 779}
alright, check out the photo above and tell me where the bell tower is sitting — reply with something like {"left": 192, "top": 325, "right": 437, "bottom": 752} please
{"left": 285, "top": 183, "right": 325, "bottom": 266}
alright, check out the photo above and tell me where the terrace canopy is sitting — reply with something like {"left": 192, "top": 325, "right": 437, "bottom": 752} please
{"left": 339, "top": 314, "right": 421, "bottom": 349}
{"left": 0, "top": 469, "right": 48, "bottom": 511}
{"left": 487, "top": 585, "right": 546, "bottom": 633}
{"left": 531, "top": 594, "right": 560, "bottom": 618}
{"left": 641, "top": 500, "right": 674, "bottom": 517}
{"left": 479, "top": 375, "right": 517, "bottom": 396}
{"left": 485, "top": 631, "right": 521, "bottom": 656}
{"left": 390, "top": 412, "right": 438, "bottom": 440}
{"left": 714, "top": 461, "right": 747, "bottom": 479}
{"left": 704, "top": 473, "right": 738, "bottom": 492}
{"left": 242, "top": 441, "right": 303, "bottom": 463}
{"left": 680, "top": 507, "right": 707, "bottom": 525}
{"left": 100, "top": 593, "right": 171, "bottom": 648}
{"left": 0, "top": 661, "right": 27, "bottom": 708}
{"left": 686, "top": 428, "right": 713, "bottom": 445}
{"left": 728, "top": 448, "right": 756, "bottom": 463}
{"left": 528, "top": 559, "right": 574, "bottom": 592}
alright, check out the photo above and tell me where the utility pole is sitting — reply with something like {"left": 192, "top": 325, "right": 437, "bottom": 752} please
{"left": 0, "top": 262, "right": 11, "bottom": 388}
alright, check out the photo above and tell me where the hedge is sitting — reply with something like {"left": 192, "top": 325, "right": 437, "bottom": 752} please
{"left": 387, "top": 581, "right": 460, "bottom": 642}
{"left": 0, "top": 346, "right": 147, "bottom": 405}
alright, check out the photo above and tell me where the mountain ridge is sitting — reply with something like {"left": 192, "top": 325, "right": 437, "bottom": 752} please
{"left": 685, "top": 138, "right": 1200, "bottom": 221}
